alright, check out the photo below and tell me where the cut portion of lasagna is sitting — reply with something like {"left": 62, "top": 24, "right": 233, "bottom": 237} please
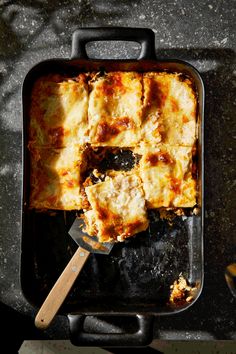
{"left": 141, "top": 73, "right": 196, "bottom": 146}
{"left": 29, "top": 74, "right": 89, "bottom": 147}
{"left": 83, "top": 174, "right": 149, "bottom": 242}
{"left": 88, "top": 72, "right": 142, "bottom": 147}
{"left": 29, "top": 145, "right": 87, "bottom": 210}
{"left": 137, "top": 144, "right": 196, "bottom": 208}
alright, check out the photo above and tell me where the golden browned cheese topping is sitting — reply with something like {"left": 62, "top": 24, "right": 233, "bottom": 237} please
{"left": 101, "top": 72, "right": 127, "bottom": 96}
{"left": 136, "top": 144, "right": 196, "bottom": 208}
{"left": 141, "top": 72, "right": 196, "bottom": 146}
{"left": 29, "top": 74, "right": 89, "bottom": 148}
{"left": 88, "top": 72, "right": 142, "bottom": 147}
{"left": 146, "top": 151, "right": 173, "bottom": 166}
{"left": 29, "top": 145, "right": 87, "bottom": 210}
{"left": 84, "top": 174, "right": 149, "bottom": 243}
{"left": 29, "top": 71, "right": 198, "bottom": 242}
{"left": 95, "top": 118, "right": 134, "bottom": 143}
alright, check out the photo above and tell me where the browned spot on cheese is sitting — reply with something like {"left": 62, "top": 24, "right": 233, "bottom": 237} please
{"left": 145, "top": 79, "right": 168, "bottom": 109}
{"left": 102, "top": 73, "right": 126, "bottom": 96}
{"left": 146, "top": 154, "right": 159, "bottom": 165}
{"left": 97, "top": 209, "right": 125, "bottom": 240}
{"left": 183, "top": 115, "right": 189, "bottom": 123}
{"left": 170, "top": 178, "right": 181, "bottom": 194}
{"left": 102, "top": 225, "right": 118, "bottom": 240}
{"left": 170, "top": 97, "right": 179, "bottom": 112}
{"left": 97, "top": 207, "right": 109, "bottom": 220}
{"left": 101, "top": 222, "right": 124, "bottom": 241}
{"left": 96, "top": 118, "right": 133, "bottom": 143}
{"left": 96, "top": 122, "right": 120, "bottom": 142}
{"left": 147, "top": 152, "right": 173, "bottom": 166}
{"left": 159, "top": 152, "right": 173, "bottom": 164}
{"left": 66, "top": 179, "right": 74, "bottom": 188}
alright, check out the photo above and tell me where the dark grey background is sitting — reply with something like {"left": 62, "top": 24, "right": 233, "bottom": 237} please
{"left": 0, "top": 0, "right": 235, "bottom": 342}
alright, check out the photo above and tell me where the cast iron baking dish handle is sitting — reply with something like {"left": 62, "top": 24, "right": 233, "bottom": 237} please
{"left": 71, "top": 27, "right": 156, "bottom": 60}
{"left": 68, "top": 314, "right": 154, "bottom": 346}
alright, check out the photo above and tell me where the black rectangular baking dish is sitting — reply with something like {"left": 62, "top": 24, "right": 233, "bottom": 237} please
{"left": 21, "top": 27, "right": 204, "bottom": 346}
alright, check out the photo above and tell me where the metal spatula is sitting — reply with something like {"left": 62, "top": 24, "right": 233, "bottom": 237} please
{"left": 35, "top": 217, "right": 114, "bottom": 329}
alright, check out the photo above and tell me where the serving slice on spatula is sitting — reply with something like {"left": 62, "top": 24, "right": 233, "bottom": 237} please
{"left": 34, "top": 217, "right": 114, "bottom": 329}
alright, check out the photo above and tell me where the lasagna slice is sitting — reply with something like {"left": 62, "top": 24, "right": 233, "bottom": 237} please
{"left": 137, "top": 144, "right": 196, "bottom": 208}
{"left": 83, "top": 174, "right": 149, "bottom": 242}
{"left": 141, "top": 73, "right": 196, "bottom": 146}
{"left": 29, "top": 145, "right": 87, "bottom": 210}
{"left": 88, "top": 72, "right": 142, "bottom": 147}
{"left": 29, "top": 74, "right": 89, "bottom": 147}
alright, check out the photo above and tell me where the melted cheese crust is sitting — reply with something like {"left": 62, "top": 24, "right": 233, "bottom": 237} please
{"left": 29, "top": 145, "right": 86, "bottom": 210}
{"left": 29, "top": 74, "right": 89, "bottom": 147}
{"left": 137, "top": 144, "right": 196, "bottom": 208}
{"left": 142, "top": 73, "right": 196, "bottom": 146}
{"left": 84, "top": 174, "right": 149, "bottom": 242}
{"left": 88, "top": 72, "right": 142, "bottom": 146}
{"left": 28, "top": 71, "right": 198, "bottom": 241}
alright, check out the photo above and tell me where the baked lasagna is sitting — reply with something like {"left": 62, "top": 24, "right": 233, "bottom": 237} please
{"left": 136, "top": 144, "right": 196, "bottom": 208}
{"left": 84, "top": 174, "right": 149, "bottom": 243}
{"left": 29, "top": 71, "right": 198, "bottom": 242}
{"left": 141, "top": 73, "right": 196, "bottom": 146}
{"left": 29, "top": 74, "right": 89, "bottom": 148}
{"left": 29, "top": 145, "right": 87, "bottom": 210}
{"left": 88, "top": 72, "right": 142, "bottom": 147}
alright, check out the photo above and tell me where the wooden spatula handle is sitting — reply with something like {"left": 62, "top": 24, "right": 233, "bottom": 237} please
{"left": 35, "top": 247, "right": 90, "bottom": 329}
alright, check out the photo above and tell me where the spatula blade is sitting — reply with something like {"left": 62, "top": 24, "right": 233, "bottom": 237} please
{"left": 69, "top": 217, "right": 114, "bottom": 255}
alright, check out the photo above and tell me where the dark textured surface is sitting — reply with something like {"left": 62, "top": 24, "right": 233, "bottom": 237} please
{"left": 0, "top": 0, "right": 235, "bottom": 342}
{"left": 21, "top": 210, "right": 199, "bottom": 312}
